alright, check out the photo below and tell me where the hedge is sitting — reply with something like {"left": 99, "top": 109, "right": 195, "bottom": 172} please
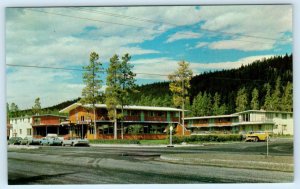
{"left": 89, "top": 139, "right": 141, "bottom": 144}
{"left": 169, "top": 134, "right": 243, "bottom": 144}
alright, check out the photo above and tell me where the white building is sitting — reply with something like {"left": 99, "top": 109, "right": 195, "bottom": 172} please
{"left": 185, "top": 110, "right": 293, "bottom": 135}
{"left": 9, "top": 116, "right": 33, "bottom": 138}
{"left": 235, "top": 110, "right": 293, "bottom": 135}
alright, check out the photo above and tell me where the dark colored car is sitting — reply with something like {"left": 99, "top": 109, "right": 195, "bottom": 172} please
{"left": 8, "top": 137, "right": 23, "bottom": 145}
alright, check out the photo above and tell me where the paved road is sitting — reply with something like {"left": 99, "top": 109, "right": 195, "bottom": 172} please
{"left": 7, "top": 138, "right": 293, "bottom": 184}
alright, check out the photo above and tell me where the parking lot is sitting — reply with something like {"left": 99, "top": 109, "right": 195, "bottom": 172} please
{"left": 7, "top": 138, "right": 293, "bottom": 184}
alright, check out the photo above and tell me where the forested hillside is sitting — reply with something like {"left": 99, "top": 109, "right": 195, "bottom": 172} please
{"left": 11, "top": 54, "right": 292, "bottom": 118}
{"left": 129, "top": 54, "right": 293, "bottom": 116}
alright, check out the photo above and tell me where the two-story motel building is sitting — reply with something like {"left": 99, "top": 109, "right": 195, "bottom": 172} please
{"left": 9, "top": 114, "right": 67, "bottom": 138}
{"left": 185, "top": 110, "right": 293, "bottom": 135}
{"left": 59, "top": 103, "right": 182, "bottom": 139}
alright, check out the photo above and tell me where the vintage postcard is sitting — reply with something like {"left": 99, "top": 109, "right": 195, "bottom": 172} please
{"left": 6, "top": 4, "right": 293, "bottom": 185}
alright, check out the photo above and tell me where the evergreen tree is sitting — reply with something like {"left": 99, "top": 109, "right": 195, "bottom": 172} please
{"left": 105, "top": 54, "right": 122, "bottom": 139}
{"left": 263, "top": 83, "right": 273, "bottom": 110}
{"left": 81, "top": 52, "right": 103, "bottom": 139}
{"left": 250, "top": 88, "right": 259, "bottom": 110}
{"left": 235, "top": 87, "right": 248, "bottom": 112}
{"left": 271, "top": 77, "right": 282, "bottom": 111}
{"left": 32, "top": 97, "right": 42, "bottom": 115}
{"left": 212, "top": 92, "right": 226, "bottom": 115}
{"left": 168, "top": 61, "right": 193, "bottom": 135}
{"left": 282, "top": 82, "right": 293, "bottom": 111}
{"left": 119, "top": 53, "right": 137, "bottom": 139}
{"left": 191, "top": 92, "right": 212, "bottom": 116}
{"left": 10, "top": 102, "right": 19, "bottom": 118}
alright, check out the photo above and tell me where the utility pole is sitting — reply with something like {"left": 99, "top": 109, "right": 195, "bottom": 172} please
{"left": 182, "top": 78, "right": 185, "bottom": 136}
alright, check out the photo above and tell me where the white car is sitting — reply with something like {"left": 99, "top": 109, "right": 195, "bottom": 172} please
{"left": 62, "top": 137, "right": 89, "bottom": 147}
{"left": 40, "top": 137, "right": 63, "bottom": 146}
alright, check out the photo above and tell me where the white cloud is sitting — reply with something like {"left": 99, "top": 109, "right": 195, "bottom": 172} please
{"left": 190, "top": 55, "right": 275, "bottom": 71}
{"left": 166, "top": 31, "right": 202, "bottom": 43}
{"left": 208, "top": 37, "right": 276, "bottom": 51}
{"left": 6, "top": 6, "right": 203, "bottom": 109}
{"left": 195, "top": 42, "right": 208, "bottom": 48}
{"left": 131, "top": 54, "right": 276, "bottom": 81}
{"left": 199, "top": 5, "right": 292, "bottom": 51}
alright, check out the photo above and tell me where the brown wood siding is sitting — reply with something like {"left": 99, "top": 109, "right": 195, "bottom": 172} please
{"left": 87, "top": 133, "right": 166, "bottom": 140}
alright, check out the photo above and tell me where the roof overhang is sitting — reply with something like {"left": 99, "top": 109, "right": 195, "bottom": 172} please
{"left": 59, "top": 102, "right": 183, "bottom": 113}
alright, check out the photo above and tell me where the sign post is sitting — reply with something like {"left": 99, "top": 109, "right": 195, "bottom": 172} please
{"left": 169, "top": 126, "right": 173, "bottom": 146}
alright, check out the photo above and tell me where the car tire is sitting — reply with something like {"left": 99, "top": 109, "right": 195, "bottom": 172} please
{"left": 254, "top": 137, "right": 258, "bottom": 142}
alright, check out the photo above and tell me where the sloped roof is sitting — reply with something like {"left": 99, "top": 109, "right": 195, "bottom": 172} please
{"left": 59, "top": 103, "right": 182, "bottom": 113}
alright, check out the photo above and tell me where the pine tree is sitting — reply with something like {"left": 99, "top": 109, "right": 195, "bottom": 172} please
{"left": 10, "top": 102, "right": 19, "bottom": 117}
{"left": 282, "top": 82, "right": 293, "bottom": 111}
{"left": 250, "top": 88, "right": 259, "bottom": 110}
{"left": 271, "top": 77, "right": 282, "bottom": 111}
{"left": 32, "top": 97, "right": 41, "bottom": 115}
{"left": 81, "top": 52, "right": 103, "bottom": 139}
{"left": 168, "top": 61, "right": 193, "bottom": 135}
{"left": 191, "top": 92, "right": 212, "bottom": 116}
{"left": 263, "top": 83, "right": 272, "bottom": 110}
{"left": 235, "top": 87, "right": 248, "bottom": 112}
{"left": 212, "top": 92, "right": 226, "bottom": 115}
{"left": 119, "top": 53, "right": 137, "bottom": 139}
{"left": 105, "top": 54, "right": 122, "bottom": 140}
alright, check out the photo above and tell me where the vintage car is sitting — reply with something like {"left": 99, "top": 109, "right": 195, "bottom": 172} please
{"left": 62, "top": 137, "right": 89, "bottom": 147}
{"left": 8, "top": 137, "right": 23, "bottom": 145}
{"left": 20, "top": 136, "right": 40, "bottom": 145}
{"left": 40, "top": 137, "right": 63, "bottom": 146}
{"left": 245, "top": 131, "right": 270, "bottom": 142}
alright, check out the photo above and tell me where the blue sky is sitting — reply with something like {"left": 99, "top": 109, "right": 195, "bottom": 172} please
{"left": 6, "top": 5, "right": 292, "bottom": 109}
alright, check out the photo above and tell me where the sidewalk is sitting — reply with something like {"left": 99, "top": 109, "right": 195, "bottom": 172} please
{"left": 89, "top": 143, "right": 205, "bottom": 148}
{"left": 160, "top": 153, "right": 293, "bottom": 172}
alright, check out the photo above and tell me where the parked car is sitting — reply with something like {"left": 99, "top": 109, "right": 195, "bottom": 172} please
{"left": 40, "top": 137, "right": 63, "bottom": 146}
{"left": 20, "top": 136, "right": 41, "bottom": 145}
{"left": 245, "top": 131, "right": 270, "bottom": 142}
{"left": 8, "top": 137, "right": 23, "bottom": 145}
{"left": 62, "top": 137, "right": 90, "bottom": 147}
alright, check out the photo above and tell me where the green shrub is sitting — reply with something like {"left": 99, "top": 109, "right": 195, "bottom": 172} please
{"left": 89, "top": 139, "right": 140, "bottom": 144}
{"left": 168, "top": 134, "right": 243, "bottom": 144}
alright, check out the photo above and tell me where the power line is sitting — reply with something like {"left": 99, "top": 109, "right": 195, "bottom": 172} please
{"left": 6, "top": 63, "right": 271, "bottom": 82}
{"left": 26, "top": 8, "right": 278, "bottom": 45}
{"left": 6, "top": 64, "right": 85, "bottom": 71}
{"left": 71, "top": 7, "right": 288, "bottom": 42}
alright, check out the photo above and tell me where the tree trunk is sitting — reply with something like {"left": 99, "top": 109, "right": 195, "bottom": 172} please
{"left": 121, "top": 106, "right": 124, "bottom": 140}
{"left": 182, "top": 101, "right": 185, "bottom": 136}
{"left": 94, "top": 108, "right": 96, "bottom": 139}
{"left": 114, "top": 108, "right": 117, "bottom": 140}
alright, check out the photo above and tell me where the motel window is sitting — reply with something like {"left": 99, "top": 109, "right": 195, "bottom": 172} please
{"left": 266, "top": 113, "right": 274, "bottom": 120}
{"left": 242, "top": 114, "right": 250, "bottom": 122}
{"left": 129, "top": 110, "right": 138, "bottom": 116}
{"left": 19, "top": 129, "right": 22, "bottom": 134}
{"left": 275, "top": 113, "right": 279, "bottom": 118}
{"left": 290, "top": 114, "right": 293, "bottom": 118}
{"left": 27, "top": 129, "right": 32, "bottom": 136}
{"left": 28, "top": 118, "right": 30, "bottom": 123}
{"left": 282, "top": 114, "right": 287, "bottom": 119}
{"left": 157, "top": 112, "right": 164, "bottom": 117}
{"left": 148, "top": 111, "right": 155, "bottom": 117}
